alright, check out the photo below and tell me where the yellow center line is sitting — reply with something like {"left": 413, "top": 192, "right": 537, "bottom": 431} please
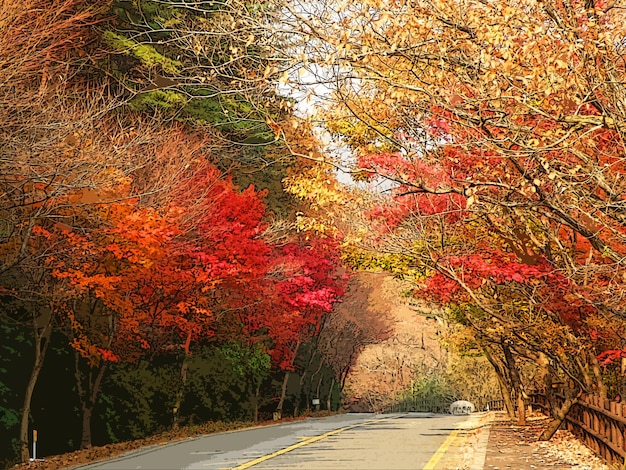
{"left": 229, "top": 417, "right": 392, "bottom": 470}
{"left": 423, "top": 429, "right": 460, "bottom": 470}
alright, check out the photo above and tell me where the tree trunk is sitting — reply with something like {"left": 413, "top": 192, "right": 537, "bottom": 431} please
{"left": 590, "top": 354, "right": 607, "bottom": 399}
{"left": 482, "top": 344, "right": 515, "bottom": 418}
{"left": 575, "top": 356, "right": 594, "bottom": 391}
{"left": 81, "top": 406, "right": 93, "bottom": 449}
{"left": 326, "top": 377, "right": 335, "bottom": 413}
{"left": 538, "top": 392, "right": 578, "bottom": 441}
{"left": 173, "top": 354, "right": 190, "bottom": 429}
{"left": 339, "top": 350, "right": 356, "bottom": 393}
{"left": 538, "top": 416, "right": 563, "bottom": 441}
{"left": 294, "top": 368, "right": 308, "bottom": 418}
{"left": 538, "top": 354, "right": 580, "bottom": 441}
{"left": 20, "top": 317, "right": 53, "bottom": 463}
{"left": 276, "top": 341, "right": 301, "bottom": 419}
{"left": 305, "top": 389, "right": 311, "bottom": 414}
{"left": 502, "top": 341, "right": 526, "bottom": 425}
{"left": 253, "top": 383, "right": 260, "bottom": 423}
{"left": 516, "top": 391, "right": 526, "bottom": 426}
{"left": 74, "top": 351, "right": 108, "bottom": 449}
{"left": 276, "top": 371, "right": 289, "bottom": 420}
{"left": 173, "top": 332, "right": 193, "bottom": 429}
{"left": 498, "top": 379, "right": 515, "bottom": 419}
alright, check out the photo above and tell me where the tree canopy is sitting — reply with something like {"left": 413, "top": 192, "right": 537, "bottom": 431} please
{"left": 278, "top": 0, "right": 626, "bottom": 438}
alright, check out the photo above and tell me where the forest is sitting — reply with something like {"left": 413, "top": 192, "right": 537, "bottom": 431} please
{"left": 3, "top": 0, "right": 626, "bottom": 466}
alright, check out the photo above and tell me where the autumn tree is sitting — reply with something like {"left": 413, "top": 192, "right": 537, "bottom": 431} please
{"left": 273, "top": 0, "right": 626, "bottom": 439}
{"left": 1, "top": 0, "right": 347, "bottom": 463}
{"left": 315, "top": 275, "right": 391, "bottom": 398}
{"left": 0, "top": 0, "right": 227, "bottom": 456}
{"left": 254, "top": 236, "right": 345, "bottom": 417}
{"left": 0, "top": 0, "right": 125, "bottom": 460}
{"left": 49, "top": 155, "right": 273, "bottom": 433}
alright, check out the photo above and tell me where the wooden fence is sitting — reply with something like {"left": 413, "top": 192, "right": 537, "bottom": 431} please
{"left": 487, "top": 398, "right": 505, "bottom": 411}
{"left": 384, "top": 397, "right": 455, "bottom": 414}
{"left": 530, "top": 390, "right": 626, "bottom": 467}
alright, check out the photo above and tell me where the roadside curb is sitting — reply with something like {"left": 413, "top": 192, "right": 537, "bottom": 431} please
{"left": 430, "top": 411, "right": 495, "bottom": 470}
{"left": 467, "top": 412, "right": 495, "bottom": 469}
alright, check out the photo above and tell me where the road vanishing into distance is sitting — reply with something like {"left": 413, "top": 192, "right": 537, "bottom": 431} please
{"left": 75, "top": 412, "right": 490, "bottom": 470}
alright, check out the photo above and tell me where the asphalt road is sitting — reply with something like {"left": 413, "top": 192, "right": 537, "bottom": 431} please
{"left": 75, "top": 412, "right": 490, "bottom": 470}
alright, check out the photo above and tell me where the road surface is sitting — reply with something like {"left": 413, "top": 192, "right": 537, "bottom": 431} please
{"left": 76, "top": 412, "right": 490, "bottom": 470}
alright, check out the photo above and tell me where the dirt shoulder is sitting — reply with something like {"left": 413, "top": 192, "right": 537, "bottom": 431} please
{"left": 484, "top": 411, "right": 610, "bottom": 470}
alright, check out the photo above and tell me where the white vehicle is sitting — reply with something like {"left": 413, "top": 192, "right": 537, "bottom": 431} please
{"left": 449, "top": 400, "right": 475, "bottom": 415}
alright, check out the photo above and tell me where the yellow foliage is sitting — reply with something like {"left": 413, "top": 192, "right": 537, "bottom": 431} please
{"left": 283, "top": 165, "right": 344, "bottom": 208}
